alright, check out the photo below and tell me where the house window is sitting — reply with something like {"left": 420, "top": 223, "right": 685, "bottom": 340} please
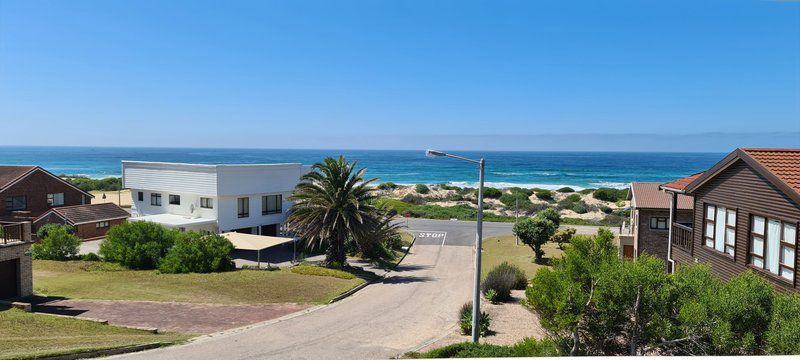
{"left": 137, "top": 192, "right": 144, "bottom": 201}
{"left": 95, "top": 221, "right": 110, "bottom": 228}
{"left": 649, "top": 217, "right": 668, "bottom": 230}
{"left": 151, "top": 193, "right": 162, "bottom": 206}
{"left": 262, "top": 194, "right": 282, "bottom": 215}
{"left": 47, "top": 193, "right": 65, "bottom": 206}
{"left": 4, "top": 196, "right": 26, "bottom": 211}
{"left": 200, "top": 197, "right": 213, "bottom": 209}
{"left": 169, "top": 194, "right": 181, "bottom": 205}
{"left": 237, "top": 197, "right": 249, "bottom": 218}
{"left": 703, "top": 204, "right": 736, "bottom": 256}
{"left": 750, "top": 215, "right": 797, "bottom": 281}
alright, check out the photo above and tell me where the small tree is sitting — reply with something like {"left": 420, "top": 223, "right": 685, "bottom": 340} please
{"left": 100, "top": 221, "right": 177, "bottom": 269}
{"left": 550, "top": 227, "right": 576, "bottom": 249}
{"left": 31, "top": 226, "right": 80, "bottom": 260}
{"left": 514, "top": 217, "right": 556, "bottom": 262}
{"left": 159, "top": 232, "right": 235, "bottom": 274}
{"left": 766, "top": 294, "right": 800, "bottom": 355}
{"left": 536, "top": 207, "right": 561, "bottom": 228}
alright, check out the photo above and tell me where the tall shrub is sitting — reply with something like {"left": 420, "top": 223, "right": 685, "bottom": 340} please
{"left": 31, "top": 226, "right": 80, "bottom": 260}
{"left": 159, "top": 232, "right": 235, "bottom": 273}
{"left": 99, "top": 221, "right": 177, "bottom": 269}
{"left": 36, "top": 223, "right": 75, "bottom": 239}
{"left": 766, "top": 294, "right": 800, "bottom": 355}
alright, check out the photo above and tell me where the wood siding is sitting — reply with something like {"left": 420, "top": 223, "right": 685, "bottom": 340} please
{"left": 689, "top": 159, "right": 800, "bottom": 292}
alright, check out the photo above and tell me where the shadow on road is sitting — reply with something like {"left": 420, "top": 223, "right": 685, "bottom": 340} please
{"left": 390, "top": 264, "right": 433, "bottom": 272}
{"left": 380, "top": 275, "right": 433, "bottom": 285}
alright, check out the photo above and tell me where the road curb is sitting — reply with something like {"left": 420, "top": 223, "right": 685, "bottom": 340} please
{"left": 37, "top": 342, "right": 169, "bottom": 360}
{"left": 328, "top": 233, "right": 417, "bottom": 304}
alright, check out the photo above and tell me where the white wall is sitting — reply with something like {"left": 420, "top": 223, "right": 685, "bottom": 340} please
{"left": 216, "top": 192, "right": 293, "bottom": 232}
{"left": 129, "top": 189, "right": 217, "bottom": 219}
{"left": 216, "top": 164, "right": 309, "bottom": 196}
{"left": 123, "top": 161, "right": 217, "bottom": 196}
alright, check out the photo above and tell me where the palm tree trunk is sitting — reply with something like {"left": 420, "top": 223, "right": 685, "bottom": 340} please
{"left": 325, "top": 231, "right": 347, "bottom": 266}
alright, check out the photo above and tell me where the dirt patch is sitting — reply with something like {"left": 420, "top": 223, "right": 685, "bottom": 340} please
{"left": 33, "top": 299, "right": 311, "bottom": 334}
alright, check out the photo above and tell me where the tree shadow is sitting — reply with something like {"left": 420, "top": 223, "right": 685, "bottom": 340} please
{"left": 533, "top": 257, "right": 553, "bottom": 266}
{"left": 380, "top": 275, "right": 433, "bottom": 285}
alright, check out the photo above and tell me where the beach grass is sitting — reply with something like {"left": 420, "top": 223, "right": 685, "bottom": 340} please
{"left": 0, "top": 306, "right": 189, "bottom": 360}
{"left": 480, "top": 234, "right": 564, "bottom": 278}
{"left": 33, "top": 260, "right": 371, "bottom": 305}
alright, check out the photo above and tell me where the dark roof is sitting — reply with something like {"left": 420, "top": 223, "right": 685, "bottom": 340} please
{"left": 660, "top": 172, "right": 705, "bottom": 192}
{"left": 630, "top": 182, "right": 693, "bottom": 210}
{"left": 41, "top": 203, "right": 129, "bottom": 225}
{"left": 0, "top": 166, "right": 36, "bottom": 190}
{"left": 683, "top": 148, "right": 800, "bottom": 204}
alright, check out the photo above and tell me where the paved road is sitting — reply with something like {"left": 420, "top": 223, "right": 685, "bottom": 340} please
{"left": 116, "top": 219, "right": 613, "bottom": 360}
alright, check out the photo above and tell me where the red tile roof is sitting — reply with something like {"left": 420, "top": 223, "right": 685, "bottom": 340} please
{"left": 660, "top": 172, "right": 704, "bottom": 191}
{"left": 742, "top": 148, "right": 800, "bottom": 197}
{"left": 0, "top": 166, "right": 36, "bottom": 190}
{"left": 630, "top": 182, "right": 693, "bottom": 210}
{"left": 46, "top": 203, "right": 130, "bottom": 225}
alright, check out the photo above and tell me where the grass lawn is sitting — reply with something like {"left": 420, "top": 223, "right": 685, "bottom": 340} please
{"left": 481, "top": 234, "right": 564, "bottom": 278}
{"left": 34, "top": 260, "right": 371, "bottom": 305}
{"left": 0, "top": 307, "right": 189, "bottom": 360}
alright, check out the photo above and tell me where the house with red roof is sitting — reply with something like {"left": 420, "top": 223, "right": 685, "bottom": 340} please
{"left": 0, "top": 165, "right": 93, "bottom": 221}
{"left": 660, "top": 148, "right": 800, "bottom": 292}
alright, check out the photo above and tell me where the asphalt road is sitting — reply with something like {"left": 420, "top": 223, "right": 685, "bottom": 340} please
{"left": 116, "top": 219, "right": 613, "bottom": 360}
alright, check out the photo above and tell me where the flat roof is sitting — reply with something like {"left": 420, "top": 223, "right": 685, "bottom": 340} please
{"left": 129, "top": 213, "right": 217, "bottom": 227}
{"left": 222, "top": 232, "right": 294, "bottom": 251}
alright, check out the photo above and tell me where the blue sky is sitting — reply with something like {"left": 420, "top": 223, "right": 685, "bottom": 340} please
{"left": 0, "top": 0, "right": 798, "bottom": 151}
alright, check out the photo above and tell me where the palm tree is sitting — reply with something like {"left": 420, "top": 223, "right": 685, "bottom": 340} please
{"left": 286, "top": 156, "right": 381, "bottom": 266}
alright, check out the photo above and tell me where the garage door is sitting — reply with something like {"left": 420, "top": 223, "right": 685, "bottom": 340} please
{"left": 0, "top": 259, "right": 19, "bottom": 299}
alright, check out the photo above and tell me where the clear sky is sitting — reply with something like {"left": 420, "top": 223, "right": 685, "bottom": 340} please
{"left": 1, "top": 0, "right": 798, "bottom": 151}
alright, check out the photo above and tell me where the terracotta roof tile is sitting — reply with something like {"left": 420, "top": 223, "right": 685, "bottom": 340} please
{"left": 0, "top": 166, "right": 36, "bottom": 190}
{"left": 661, "top": 172, "right": 704, "bottom": 191}
{"left": 631, "top": 182, "right": 693, "bottom": 210}
{"left": 742, "top": 148, "right": 800, "bottom": 196}
{"left": 51, "top": 203, "right": 130, "bottom": 224}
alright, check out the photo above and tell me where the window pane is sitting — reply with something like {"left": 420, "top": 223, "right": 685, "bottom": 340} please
{"left": 782, "top": 246, "right": 794, "bottom": 267}
{"left": 706, "top": 205, "right": 715, "bottom": 220}
{"left": 767, "top": 220, "right": 782, "bottom": 274}
{"left": 726, "top": 246, "right": 734, "bottom": 256}
{"left": 781, "top": 268, "right": 794, "bottom": 281}
{"left": 752, "top": 236, "right": 764, "bottom": 256}
{"left": 726, "top": 228, "right": 735, "bottom": 245}
{"left": 727, "top": 209, "right": 736, "bottom": 226}
{"left": 706, "top": 223, "right": 714, "bottom": 238}
{"left": 752, "top": 257, "right": 764, "bottom": 268}
{"left": 715, "top": 208, "right": 726, "bottom": 252}
{"left": 785, "top": 224, "right": 797, "bottom": 245}
{"left": 706, "top": 239, "right": 714, "bottom": 247}
{"left": 753, "top": 216, "right": 765, "bottom": 235}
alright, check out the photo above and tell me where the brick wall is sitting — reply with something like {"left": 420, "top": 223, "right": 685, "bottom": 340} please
{"left": 637, "top": 209, "right": 693, "bottom": 263}
{"left": 0, "top": 242, "right": 33, "bottom": 298}
{"left": 0, "top": 169, "right": 90, "bottom": 219}
{"left": 75, "top": 218, "right": 126, "bottom": 240}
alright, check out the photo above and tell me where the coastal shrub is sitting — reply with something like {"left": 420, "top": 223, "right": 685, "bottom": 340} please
{"left": 509, "top": 187, "right": 534, "bottom": 197}
{"left": 445, "top": 193, "right": 464, "bottom": 202}
{"left": 80, "top": 252, "right": 102, "bottom": 261}
{"left": 31, "top": 226, "right": 81, "bottom": 260}
{"left": 459, "top": 302, "right": 491, "bottom": 336}
{"left": 556, "top": 187, "right": 575, "bottom": 193}
{"left": 482, "top": 268, "right": 515, "bottom": 302}
{"left": 482, "top": 187, "right": 502, "bottom": 199}
{"left": 406, "top": 338, "right": 561, "bottom": 358}
{"left": 494, "top": 261, "right": 528, "bottom": 289}
{"left": 36, "top": 223, "right": 75, "bottom": 239}
{"left": 401, "top": 193, "right": 426, "bottom": 205}
{"left": 438, "top": 184, "right": 461, "bottom": 191}
{"left": 535, "top": 207, "right": 561, "bottom": 228}
{"left": 61, "top": 175, "right": 122, "bottom": 192}
{"left": 158, "top": 232, "right": 235, "bottom": 274}
{"left": 550, "top": 227, "right": 576, "bottom": 249}
{"left": 600, "top": 214, "right": 624, "bottom": 226}
{"left": 375, "top": 198, "right": 413, "bottom": 215}
{"left": 415, "top": 184, "right": 430, "bottom": 194}
{"left": 578, "top": 188, "right": 595, "bottom": 195}
{"left": 766, "top": 294, "right": 800, "bottom": 354}
{"left": 592, "top": 187, "right": 629, "bottom": 202}
{"left": 100, "top": 221, "right": 177, "bottom": 269}
{"left": 534, "top": 189, "right": 554, "bottom": 201}
{"left": 499, "top": 192, "right": 533, "bottom": 211}
{"left": 376, "top": 182, "right": 397, "bottom": 190}
{"left": 565, "top": 193, "right": 581, "bottom": 202}
{"left": 513, "top": 217, "right": 556, "bottom": 262}
{"left": 599, "top": 205, "right": 612, "bottom": 214}
{"left": 571, "top": 202, "right": 588, "bottom": 214}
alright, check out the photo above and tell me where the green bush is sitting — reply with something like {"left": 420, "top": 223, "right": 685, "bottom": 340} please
{"left": 578, "top": 188, "right": 595, "bottom": 195}
{"left": 556, "top": 187, "right": 575, "bottom": 193}
{"left": 592, "top": 187, "right": 629, "bottom": 202}
{"left": 565, "top": 193, "right": 581, "bottom": 202}
{"left": 482, "top": 187, "right": 502, "bottom": 199}
{"left": 534, "top": 189, "right": 554, "bottom": 201}
{"left": 36, "top": 223, "right": 75, "bottom": 239}
{"left": 766, "top": 294, "right": 800, "bottom": 354}
{"left": 80, "top": 252, "right": 102, "bottom": 261}
{"left": 550, "top": 227, "right": 576, "bottom": 249}
{"left": 482, "top": 267, "right": 516, "bottom": 302}
{"left": 406, "top": 338, "right": 561, "bottom": 358}
{"left": 415, "top": 184, "right": 430, "bottom": 194}
{"left": 376, "top": 182, "right": 397, "bottom": 190}
{"left": 535, "top": 207, "right": 561, "bottom": 228}
{"left": 402, "top": 193, "right": 426, "bottom": 205}
{"left": 438, "top": 184, "right": 461, "bottom": 191}
{"left": 100, "top": 221, "right": 177, "bottom": 269}
{"left": 508, "top": 187, "right": 534, "bottom": 197}
{"left": 459, "top": 302, "right": 491, "bottom": 337}
{"left": 571, "top": 202, "right": 588, "bottom": 214}
{"left": 499, "top": 192, "right": 534, "bottom": 211}
{"left": 493, "top": 261, "right": 528, "bottom": 289}
{"left": 158, "top": 232, "right": 235, "bottom": 274}
{"left": 31, "top": 226, "right": 81, "bottom": 260}
{"left": 61, "top": 176, "right": 122, "bottom": 192}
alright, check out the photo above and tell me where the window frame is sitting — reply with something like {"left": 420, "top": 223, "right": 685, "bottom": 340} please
{"left": 47, "top": 192, "right": 65, "bottom": 207}
{"left": 137, "top": 191, "right": 144, "bottom": 202}
{"left": 151, "top": 193, "right": 162, "bottom": 206}
{"left": 649, "top": 216, "right": 668, "bottom": 230}
{"left": 169, "top": 194, "right": 181, "bottom": 205}
{"left": 749, "top": 213, "right": 797, "bottom": 283}
{"left": 5, "top": 195, "right": 27, "bottom": 211}
{"left": 262, "top": 194, "right": 282, "bottom": 215}
{"left": 237, "top": 197, "right": 249, "bottom": 218}
{"left": 200, "top": 197, "right": 213, "bottom": 209}
{"left": 95, "top": 221, "right": 110, "bottom": 229}
{"left": 702, "top": 203, "right": 736, "bottom": 257}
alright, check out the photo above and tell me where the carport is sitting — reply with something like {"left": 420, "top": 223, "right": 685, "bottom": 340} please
{"left": 221, "top": 232, "right": 295, "bottom": 268}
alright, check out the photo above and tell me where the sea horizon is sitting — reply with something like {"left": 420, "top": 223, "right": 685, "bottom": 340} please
{"left": 0, "top": 146, "right": 725, "bottom": 190}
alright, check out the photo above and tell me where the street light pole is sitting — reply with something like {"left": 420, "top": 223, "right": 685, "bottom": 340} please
{"left": 426, "top": 149, "right": 485, "bottom": 343}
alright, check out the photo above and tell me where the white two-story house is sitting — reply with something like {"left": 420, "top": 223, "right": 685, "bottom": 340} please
{"left": 122, "top": 161, "right": 310, "bottom": 235}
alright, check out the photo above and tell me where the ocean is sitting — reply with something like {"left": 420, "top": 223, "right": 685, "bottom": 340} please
{"left": 0, "top": 146, "right": 723, "bottom": 190}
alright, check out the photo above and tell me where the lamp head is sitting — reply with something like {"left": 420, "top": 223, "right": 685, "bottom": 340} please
{"left": 425, "top": 149, "right": 446, "bottom": 157}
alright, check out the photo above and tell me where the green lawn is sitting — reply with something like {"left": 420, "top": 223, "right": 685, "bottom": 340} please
{"left": 34, "top": 260, "right": 371, "bottom": 305}
{"left": 481, "top": 234, "right": 564, "bottom": 278}
{"left": 0, "top": 307, "right": 189, "bottom": 360}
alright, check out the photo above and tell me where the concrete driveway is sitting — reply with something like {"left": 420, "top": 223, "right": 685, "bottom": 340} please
{"left": 116, "top": 219, "right": 613, "bottom": 360}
